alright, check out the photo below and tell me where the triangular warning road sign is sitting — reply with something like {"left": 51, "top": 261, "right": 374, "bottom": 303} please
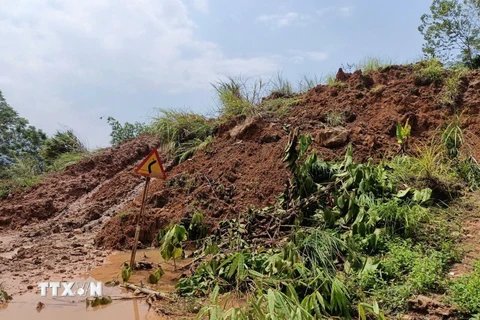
{"left": 135, "top": 149, "right": 166, "bottom": 179}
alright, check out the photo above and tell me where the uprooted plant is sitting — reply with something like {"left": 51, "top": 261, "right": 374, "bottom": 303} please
{"left": 172, "top": 128, "right": 469, "bottom": 319}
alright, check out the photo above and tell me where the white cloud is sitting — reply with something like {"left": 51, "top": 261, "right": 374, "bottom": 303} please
{"left": 339, "top": 6, "right": 354, "bottom": 18}
{"left": 0, "top": 0, "right": 278, "bottom": 146}
{"left": 289, "top": 50, "right": 329, "bottom": 63}
{"left": 317, "top": 5, "right": 354, "bottom": 18}
{"left": 190, "top": 0, "right": 209, "bottom": 13}
{"left": 256, "top": 12, "right": 307, "bottom": 29}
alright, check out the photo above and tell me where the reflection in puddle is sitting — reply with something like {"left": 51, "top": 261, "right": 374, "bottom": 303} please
{"left": 0, "top": 249, "right": 187, "bottom": 320}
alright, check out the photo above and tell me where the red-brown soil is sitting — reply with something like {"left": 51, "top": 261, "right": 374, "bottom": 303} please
{"left": 1, "top": 65, "right": 480, "bottom": 297}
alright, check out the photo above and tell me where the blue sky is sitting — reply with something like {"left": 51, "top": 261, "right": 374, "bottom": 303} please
{"left": 0, "top": 0, "right": 430, "bottom": 147}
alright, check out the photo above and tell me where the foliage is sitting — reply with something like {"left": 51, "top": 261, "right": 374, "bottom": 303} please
{"left": 149, "top": 109, "right": 215, "bottom": 164}
{"left": 326, "top": 74, "right": 347, "bottom": 88}
{"left": 414, "top": 58, "right": 444, "bottom": 85}
{"left": 0, "top": 91, "right": 47, "bottom": 177}
{"left": 269, "top": 72, "right": 294, "bottom": 97}
{"left": 41, "top": 129, "right": 86, "bottom": 162}
{"left": 442, "top": 116, "right": 464, "bottom": 158}
{"left": 176, "top": 132, "right": 460, "bottom": 319}
{"left": 325, "top": 111, "right": 346, "bottom": 127}
{"left": 121, "top": 262, "right": 132, "bottom": 282}
{"left": 261, "top": 97, "right": 302, "bottom": 118}
{"left": 357, "top": 56, "right": 393, "bottom": 73}
{"left": 160, "top": 224, "right": 188, "bottom": 269}
{"left": 419, "top": 0, "right": 480, "bottom": 68}
{"left": 440, "top": 69, "right": 466, "bottom": 108}
{"left": 3, "top": 155, "right": 43, "bottom": 190}
{"left": 298, "top": 74, "right": 322, "bottom": 93}
{"left": 396, "top": 119, "right": 411, "bottom": 151}
{"left": 212, "top": 76, "right": 267, "bottom": 118}
{"left": 86, "top": 296, "right": 112, "bottom": 307}
{"left": 449, "top": 262, "right": 480, "bottom": 314}
{"left": 148, "top": 267, "right": 165, "bottom": 284}
{"left": 104, "top": 116, "right": 146, "bottom": 146}
{"left": 48, "top": 152, "right": 87, "bottom": 173}
{"left": 189, "top": 211, "right": 208, "bottom": 240}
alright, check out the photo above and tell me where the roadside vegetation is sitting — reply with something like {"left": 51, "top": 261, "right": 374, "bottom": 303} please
{"left": 148, "top": 120, "right": 480, "bottom": 319}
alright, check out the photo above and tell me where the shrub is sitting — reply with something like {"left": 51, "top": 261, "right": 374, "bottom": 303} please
{"left": 105, "top": 116, "right": 146, "bottom": 146}
{"left": 48, "top": 152, "right": 87, "bottom": 172}
{"left": 325, "top": 110, "right": 346, "bottom": 127}
{"left": 42, "top": 130, "right": 86, "bottom": 162}
{"left": 414, "top": 59, "right": 444, "bottom": 85}
{"left": 449, "top": 262, "right": 480, "bottom": 314}
{"left": 149, "top": 109, "right": 215, "bottom": 163}
{"left": 440, "top": 69, "right": 466, "bottom": 108}
{"left": 212, "top": 76, "right": 267, "bottom": 118}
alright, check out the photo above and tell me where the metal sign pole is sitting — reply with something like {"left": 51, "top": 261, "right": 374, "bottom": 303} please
{"left": 129, "top": 177, "right": 151, "bottom": 269}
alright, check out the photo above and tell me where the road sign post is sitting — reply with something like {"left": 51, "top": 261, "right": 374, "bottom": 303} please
{"left": 129, "top": 149, "right": 166, "bottom": 270}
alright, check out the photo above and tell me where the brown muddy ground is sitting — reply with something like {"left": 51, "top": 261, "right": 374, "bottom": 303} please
{"left": 1, "top": 65, "right": 480, "bottom": 318}
{"left": 0, "top": 249, "right": 186, "bottom": 320}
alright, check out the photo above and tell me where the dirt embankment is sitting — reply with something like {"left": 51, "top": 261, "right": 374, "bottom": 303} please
{"left": 2, "top": 65, "right": 480, "bottom": 254}
{"left": 96, "top": 65, "right": 480, "bottom": 250}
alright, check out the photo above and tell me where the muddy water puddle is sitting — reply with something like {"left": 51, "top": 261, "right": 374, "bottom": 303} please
{"left": 1, "top": 249, "right": 189, "bottom": 320}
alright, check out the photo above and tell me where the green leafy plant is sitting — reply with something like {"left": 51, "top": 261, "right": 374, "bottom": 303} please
{"left": 148, "top": 267, "right": 165, "bottom": 284}
{"left": 121, "top": 262, "right": 132, "bottom": 282}
{"left": 189, "top": 211, "right": 208, "bottom": 240}
{"left": 442, "top": 117, "right": 464, "bottom": 159}
{"left": 357, "top": 301, "right": 387, "bottom": 320}
{"left": 160, "top": 224, "right": 188, "bottom": 269}
{"left": 419, "top": 0, "right": 480, "bottom": 68}
{"left": 449, "top": 261, "right": 480, "bottom": 314}
{"left": 41, "top": 129, "right": 86, "bottom": 162}
{"left": 414, "top": 59, "right": 444, "bottom": 85}
{"left": 104, "top": 116, "right": 146, "bottom": 146}
{"left": 396, "top": 119, "right": 411, "bottom": 152}
{"left": 441, "top": 69, "right": 466, "bottom": 108}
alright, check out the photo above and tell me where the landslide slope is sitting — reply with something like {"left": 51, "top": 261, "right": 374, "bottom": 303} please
{"left": 97, "top": 65, "right": 480, "bottom": 250}
{"left": 1, "top": 64, "right": 480, "bottom": 253}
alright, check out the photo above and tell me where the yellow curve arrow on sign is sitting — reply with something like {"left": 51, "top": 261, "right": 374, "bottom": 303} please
{"left": 134, "top": 148, "right": 166, "bottom": 179}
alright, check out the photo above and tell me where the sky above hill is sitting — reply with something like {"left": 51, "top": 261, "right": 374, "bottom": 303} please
{"left": 0, "top": 0, "right": 431, "bottom": 148}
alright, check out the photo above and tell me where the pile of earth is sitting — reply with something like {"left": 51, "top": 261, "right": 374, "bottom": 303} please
{"left": 2, "top": 65, "right": 480, "bottom": 251}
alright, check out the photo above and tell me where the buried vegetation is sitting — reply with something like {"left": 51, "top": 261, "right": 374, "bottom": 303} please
{"left": 135, "top": 123, "right": 480, "bottom": 319}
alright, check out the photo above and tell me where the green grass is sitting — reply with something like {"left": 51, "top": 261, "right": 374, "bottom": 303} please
{"left": 325, "top": 110, "right": 346, "bottom": 127}
{"left": 326, "top": 74, "right": 347, "bottom": 88}
{"left": 212, "top": 76, "right": 267, "bottom": 118}
{"left": 269, "top": 72, "right": 294, "bottom": 97}
{"left": 414, "top": 58, "right": 444, "bottom": 86}
{"left": 440, "top": 69, "right": 466, "bottom": 108}
{"left": 48, "top": 152, "right": 88, "bottom": 172}
{"left": 449, "top": 262, "right": 480, "bottom": 314}
{"left": 148, "top": 109, "right": 215, "bottom": 163}
{"left": 357, "top": 56, "right": 393, "bottom": 74}
{"left": 298, "top": 74, "right": 322, "bottom": 93}
{"left": 261, "top": 97, "right": 303, "bottom": 117}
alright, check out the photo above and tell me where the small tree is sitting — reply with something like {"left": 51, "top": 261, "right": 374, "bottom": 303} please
{"left": 0, "top": 91, "right": 47, "bottom": 177}
{"left": 160, "top": 224, "right": 187, "bottom": 270}
{"left": 104, "top": 116, "right": 146, "bottom": 146}
{"left": 419, "top": 0, "right": 480, "bottom": 68}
